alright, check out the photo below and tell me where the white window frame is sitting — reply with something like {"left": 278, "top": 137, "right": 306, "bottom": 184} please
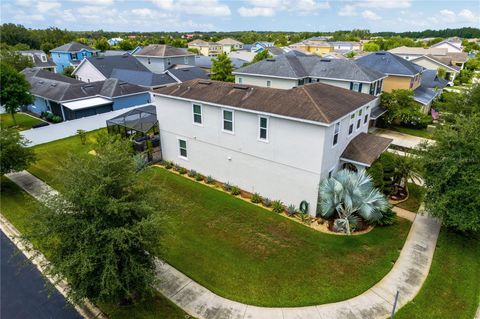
{"left": 352, "top": 82, "right": 360, "bottom": 92}
{"left": 238, "top": 77, "right": 242, "bottom": 84}
{"left": 332, "top": 122, "right": 340, "bottom": 147}
{"left": 222, "top": 109, "right": 234, "bottom": 134}
{"left": 266, "top": 80, "right": 271, "bottom": 87}
{"left": 178, "top": 138, "right": 188, "bottom": 160}
{"left": 192, "top": 103, "right": 203, "bottom": 126}
{"left": 184, "top": 56, "right": 189, "bottom": 64}
{"left": 348, "top": 113, "right": 355, "bottom": 135}
{"left": 258, "top": 116, "right": 269, "bottom": 142}
{"left": 356, "top": 109, "right": 363, "bottom": 130}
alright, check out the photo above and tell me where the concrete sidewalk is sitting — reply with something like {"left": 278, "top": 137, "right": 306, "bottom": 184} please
{"left": 7, "top": 171, "right": 442, "bottom": 319}
{"left": 372, "top": 128, "right": 433, "bottom": 149}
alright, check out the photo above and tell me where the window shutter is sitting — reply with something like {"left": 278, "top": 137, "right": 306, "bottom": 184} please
{"left": 359, "top": 83, "right": 363, "bottom": 92}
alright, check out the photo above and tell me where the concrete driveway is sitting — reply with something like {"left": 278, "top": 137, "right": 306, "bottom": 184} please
{"left": 372, "top": 128, "right": 433, "bottom": 149}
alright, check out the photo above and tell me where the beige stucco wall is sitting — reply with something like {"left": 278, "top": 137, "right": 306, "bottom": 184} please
{"left": 383, "top": 74, "right": 420, "bottom": 92}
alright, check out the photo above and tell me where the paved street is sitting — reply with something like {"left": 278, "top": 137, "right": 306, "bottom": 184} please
{"left": 1, "top": 231, "right": 82, "bottom": 319}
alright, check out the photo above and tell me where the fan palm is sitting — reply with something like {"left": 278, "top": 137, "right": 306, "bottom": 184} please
{"left": 318, "top": 169, "right": 389, "bottom": 235}
{"left": 394, "top": 154, "right": 422, "bottom": 194}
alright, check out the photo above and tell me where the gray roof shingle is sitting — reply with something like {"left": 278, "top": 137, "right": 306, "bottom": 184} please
{"left": 341, "top": 133, "right": 392, "bottom": 166}
{"left": 134, "top": 45, "right": 193, "bottom": 57}
{"left": 356, "top": 51, "right": 423, "bottom": 76}
{"left": 166, "top": 66, "right": 209, "bottom": 82}
{"left": 82, "top": 54, "right": 150, "bottom": 78}
{"left": 234, "top": 54, "right": 385, "bottom": 82}
{"left": 154, "top": 79, "right": 376, "bottom": 124}
{"left": 50, "top": 42, "right": 97, "bottom": 53}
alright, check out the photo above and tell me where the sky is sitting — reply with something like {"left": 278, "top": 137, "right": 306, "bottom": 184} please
{"left": 1, "top": 0, "right": 479, "bottom": 33}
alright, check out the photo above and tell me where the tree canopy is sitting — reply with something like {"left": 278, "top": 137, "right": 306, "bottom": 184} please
{"left": 251, "top": 50, "right": 272, "bottom": 64}
{"left": 210, "top": 53, "right": 234, "bottom": 82}
{"left": 380, "top": 89, "right": 431, "bottom": 128}
{"left": 28, "top": 133, "right": 164, "bottom": 304}
{"left": 0, "top": 128, "right": 36, "bottom": 175}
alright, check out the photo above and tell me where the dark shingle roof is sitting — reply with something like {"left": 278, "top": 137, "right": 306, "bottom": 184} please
{"left": 421, "top": 54, "right": 461, "bottom": 71}
{"left": 234, "top": 54, "right": 385, "bottom": 82}
{"left": 356, "top": 51, "right": 423, "bottom": 76}
{"left": 413, "top": 86, "right": 438, "bottom": 106}
{"left": 134, "top": 45, "right": 193, "bottom": 57}
{"left": 110, "top": 69, "right": 177, "bottom": 87}
{"left": 22, "top": 68, "right": 149, "bottom": 102}
{"left": 166, "top": 66, "right": 209, "bottom": 82}
{"left": 195, "top": 55, "right": 247, "bottom": 69}
{"left": 50, "top": 42, "right": 97, "bottom": 53}
{"left": 154, "top": 79, "right": 376, "bottom": 124}
{"left": 82, "top": 54, "right": 150, "bottom": 78}
{"left": 341, "top": 133, "right": 392, "bottom": 166}
{"left": 420, "top": 69, "right": 448, "bottom": 90}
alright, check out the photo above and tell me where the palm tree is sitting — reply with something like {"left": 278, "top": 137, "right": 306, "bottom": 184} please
{"left": 318, "top": 169, "right": 389, "bottom": 235}
{"left": 394, "top": 154, "right": 422, "bottom": 194}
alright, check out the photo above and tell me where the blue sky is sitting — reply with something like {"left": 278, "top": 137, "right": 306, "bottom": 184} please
{"left": 1, "top": 0, "right": 479, "bottom": 32}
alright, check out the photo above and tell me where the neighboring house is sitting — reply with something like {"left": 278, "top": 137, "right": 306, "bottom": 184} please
{"left": 356, "top": 52, "right": 423, "bottom": 93}
{"left": 133, "top": 45, "right": 195, "bottom": 73}
{"left": 233, "top": 54, "right": 386, "bottom": 96}
{"left": 266, "top": 46, "right": 287, "bottom": 56}
{"left": 388, "top": 46, "right": 448, "bottom": 60}
{"left": 328, "top": 41, "right": 362, "bottom": 52}
{"left": 152, "top": 79, "right": 391, "bottom": 216}
{"left": 107, "top": 37, "right": 123, "bottom": 46}
{"left": 72, "top": 54, "right": 208, "bottom": 89}
{"left": 50, "top": 42, "right": 98, "bottom": 73}
{"left": 411, "top": 52, "right": 468, "bottom": 81}
{"left": 188, "top": 39, "right": 223, "bottom": 56}
{"left": 321, "top": 52, "right": 348, "bottom": 60}
{"left": 22, "top": 68, "right": 150, "bottom": 121}
{"left": 414, "top": 69, "right": 449, "bottom": 113}
{"left": 289, "top": 40, "right": 333, "bottom": 55}
{"left": 430, "top": 39, "right": 463, "bottom": 53}
{"left": 18, "top": 50, "right": 56, "bottom": 72}
{"left": 194, "top": 55, "right": 247, "bottom": 71}
{"left": 101, "top": 50, "right": 131, "bottom": 56}
{"left": 250, "top": 42, "right": 274, "bottom": 53}
{"left": 228, "top": 50, "right": 256, "bottom": 63}
{"left": 216, "top": 38, "right": 243, "bottom": 53}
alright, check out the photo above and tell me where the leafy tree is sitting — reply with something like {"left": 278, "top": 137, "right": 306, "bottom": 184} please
{"left": 465, "top": 57, "right": 480, "bottom": 71}
{"left": 454, "top": 68, "right": 473, "bottom": 85}
{"left": 345, "top": 51, "right": 357, "bottom": 58}
{"left": 318, "top": 170, "right": 389, "bottom": 235}
{"left": 27, "top": 133, "right": 164, "bottom": 304}
{"left": 0, "top": 62, "right": 34, "bottom": 126}
{"left": 0, "top": 46, "right": 33, "bottom": 71}
{"left": 118, "top": 39, "right": 136, "bottom": 51}
{"left": 62, "top": 66, "right": 75, "bottom": 78}
{"left": 434, "top": 84, "right": 480, "bottom": 118}
{"left": 187, "top": 47, "right": 200, "bottom": 55}
{"left": 40, "top": 42, "right": 55, "bottom": 53}
{"left": 0, "top": 128, "right": 36, "bottom": 175}
{"left": 419, "top": 114, "right": 480, "bottom": 233}
{"left": 94, "top": 37, "right": 110, "bottom": 51}
{"left": 210, "top": 53, "right": 234, "bottom": 82}
{"left": 393, "top": 153, "right": 422, "bottom": 193}
{"left": 251, "top": 50, "right": 272, "bottom": 64}
{"left": 380, "top": 89, "right": 431, "bottom": 128}
{"left": 437, "top": 67, "right": 446, "bottom": 79}
{"left": 363, "top": 42, "right": 380, "bottom": 52}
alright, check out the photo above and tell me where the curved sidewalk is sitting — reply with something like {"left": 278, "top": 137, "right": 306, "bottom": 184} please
{"left": 7, "top": 171, "right": 441, "bottom": 319}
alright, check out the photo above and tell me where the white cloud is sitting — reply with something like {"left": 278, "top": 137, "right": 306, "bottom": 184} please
{"left": 131, "top": 8, "right": 154, "bottom": 18}
{"left": 37, "top": 1, "right": 61, "bottom": 13}
{"left": 238, "top": 6, "right": 275, "bottom": 17}
{"left": 15, "top": 0, "right": 33, "bottom": 6}
{"left": 362, "top": 10, "right": 381, "bottom": 20}
{"left": 61, "top": 9, "right": 77, "bottom": 22}
{"left": 338, "top": 5, "right": 357, "bottom": 16}
{"left": 439, "top": 9, "right": 456, "bottom": 22}
{"left": 152, "top": 0, "right": 231, "bottom": 16}
{"left": 356, "top": 0, "right": 411, "bottom": 9}
{"left": 458, "top": 9, "right": 477, "bottom": 22}
{"left": 72, "top": 0, "right": 114, "bottom": 5}
{"left": 14, "top": 10, "right": 44, "bottom": 21}
{"left": 78, "top": 6, "right": 107, "bottom": 15}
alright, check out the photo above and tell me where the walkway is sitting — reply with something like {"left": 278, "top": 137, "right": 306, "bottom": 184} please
{"left": 372, "top": 128, "right": 433, "bottom": 149}
{"left": 21, "top": 104, "right": 150, "bottom": 146}
{"left": 7, "top": 171, "right": 442, "bottom": 319}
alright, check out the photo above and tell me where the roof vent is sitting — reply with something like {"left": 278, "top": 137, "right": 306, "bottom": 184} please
{"left": 198, "top": 80, "right": 211, "bottom": 85}
{"left": 320, "top": 59, "right": 331, "bottom": 62}
{"left": 38, "top": 80, "right": 44, "bottom": 84}
{"left": 266, "top": 58, "right": 276, "bottom": 62}
{"left": 233, "top": 85, "right": 249, "bottom": 90}
{"left": 375, "top": 52, "right": 386, "bottom": 55}
{"left": 51, "top": 83, "right": 57, "bottom": 87}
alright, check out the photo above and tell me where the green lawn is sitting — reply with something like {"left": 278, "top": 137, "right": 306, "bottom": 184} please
{"left": 395, "top": 183, "right": 425, "bottom": 213}
{"left": 27, "top": 132, "right": 412, "bottom": 307}
{"left": 390, "top": 125, "right": 434, "bottom": 139}
{"left": 395, "top": 230, "right": 480, "bottom": 319}
{"left": 0, "top": 177, "right": 189, "bottom": 319}
{"left": 0, "top": 112, "right": 45, "bottom": 131}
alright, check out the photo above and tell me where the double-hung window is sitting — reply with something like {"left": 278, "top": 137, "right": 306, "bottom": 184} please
{"left": 223, "top": 109, "right": 234, "bottom": 133}
{"left": 332, "top": 122, "right": 340, "bottom": 146}
{"left": 266, "top": 80, "right": 271, "bottom": 87}
{"left": 357, "top": 109, "right": 362, "bottom": 129}
{"left": 193, "top": 104, "right": 202, "bottom": 125}
{"left": 259, "top": 116, "right": 268, "bottom": 141}
{"left": 348, "top": 113, "right": 355, "bottom": 135}
{"left": 178, "top": 139, "right": 188, "bottom": 159}
{"left": 364, "top": 106, "right": 369, "bottom": 124}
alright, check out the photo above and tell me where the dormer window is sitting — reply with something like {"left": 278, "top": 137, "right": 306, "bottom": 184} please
{"left": 40, "top": 54, "right": 47, "bottom": 62}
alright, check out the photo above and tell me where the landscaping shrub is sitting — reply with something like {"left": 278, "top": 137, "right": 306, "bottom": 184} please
{"left": 222, "top": 182, "right": 232, "bottom": 192}
{"left": 51, "top": 115, "right": 62, "bottom": 123}
{"left": 272, "top": 200, "right": 284, "bottom": 214}
{"left": 262, "top": 198, "right": 272, "bottom": 207}
{"left": 379, "top": 153, "right": 396, "bottom": 195}
{"left": 298, "top": 211, "right": 311, "bottom": 225}
{"left": 374, "top": 207, "right": 397, "bottom": 226}
{"left": 251, "top": 192, "right": 262, "bottom": 204}
{"left": 205, "top": 175, "right": 214, "bottom": 184}
{"left": 174, "top": 164, "right": 182, "bottom": 171}
{"left": 195, "top": 173, "right": 204, "bottom": 181}
{"left": 399, "top": 112, "right": 432, "bottom": 129}
{"left": 178, "top": 167, "right": 187, "bottom": 175}
{"left": 188, "top": 169, "right": 197, "bottom": 178}
{"left": 230, "top": 185, "right": 241, "bottom": 195}
{"left": 367, "top": 160, "right": 384, "bottom": 191}
{"left": 287, "top": 204, "right": 297, "bottom": 216}
{"left": 76, "top": 129, "right": 87, "bottom": 145}
{"left": 165, "top": 161, "right": 173, "bottom": 169}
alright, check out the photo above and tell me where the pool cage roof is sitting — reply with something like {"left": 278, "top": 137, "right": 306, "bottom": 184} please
{"left": 106, "top": 104, "right": 158, "bottom": 134}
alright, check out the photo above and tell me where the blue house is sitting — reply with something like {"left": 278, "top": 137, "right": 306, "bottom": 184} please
{"left": 250, "top": 42, "right": 275, "bottom": 53}
{"left": 50, "top": 42, "right": 98, "bottom": 73}
{"left": 22, "top": 68, "right": 151, "bottom": 121}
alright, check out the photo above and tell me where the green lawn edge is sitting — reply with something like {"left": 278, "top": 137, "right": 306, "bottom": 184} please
{"left": 0, "top": 113, "right": 45, "bottom": 131}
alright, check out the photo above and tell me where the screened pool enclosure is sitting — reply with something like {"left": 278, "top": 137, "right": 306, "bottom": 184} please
{"left": 106, "top": 104, "right": 161, "bottom": 162}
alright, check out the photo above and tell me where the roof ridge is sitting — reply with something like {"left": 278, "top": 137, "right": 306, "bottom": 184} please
{"left": 300, "top": 86, "right": 329, "bottom": 122}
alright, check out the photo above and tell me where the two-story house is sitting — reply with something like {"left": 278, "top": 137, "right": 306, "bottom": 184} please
{"left": 152, "top": 79, "right": 392, "bottom": 216}
{"left": 430, "top": 38, "right": 463, "bottom": 53}
{"left": 289, "top": 39, "right": 333, "bottom": 55}
{"left": 19, "top": 50, "right": 57, "bottom": 72}
{"left": 216, "top": 38, "right": 244, "bottom": 53}
{"left": 388, "top": 46, "right": 448, "bottom": 60}
{"left": 328, "top": 41, "right": 362, "bottom": 52}
{"left": 187, "top": 39, "right": 223, "bottom": 56}
{"left": 134, "top": 45, "right": 196, "bottom": 73}
{"left": 250, "top": 41, "right": 275, "bottom": 53}
{"left": 232, "top": 54, "right": 386, "bottom": 98}
{"left": 50, "top": 42, "right": 98, "bottom": 73}
{"left": 22, "top": 68, "right": 150, "bottom": 121}
{"left": 410, "top": 53, "right": 467, "bottom": 82}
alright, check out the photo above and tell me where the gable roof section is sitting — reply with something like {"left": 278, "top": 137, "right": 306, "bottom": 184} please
{"left": 153, "top": 79, "right": 376, "bottom": 125}
{"left": 166, "top": 66, "right": 209, "bottom": 82}
{"left": 50, "top": 42, "right": 97, "bottom": 53}
{"left": 233, "top": 54, "right": 386, "bottom": 82}
{"left": 110, "top": 69, "right": 177, "bottom": 87}
{"left": 217, "top": 38, "right": 243, "bottom": 45}
{"left": 356, "top": 51, "right": 423, "bottom": 76}
{"left": 134, "top": 45, "right": 193, "bottom": 57}
{"left": 431, "top": 40, "right": 462, "bottom": 50}
{"left": 76, "top": 54, "right": 150, "bottom": 77}
{"left": 412, "top": 54, "right": 460, "bottom": 72}
{"left": 388, "top": 46, "right": 448, "bottom": 56}
{"left": 420, "top": 69, "right": 448, "bottom": 90}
